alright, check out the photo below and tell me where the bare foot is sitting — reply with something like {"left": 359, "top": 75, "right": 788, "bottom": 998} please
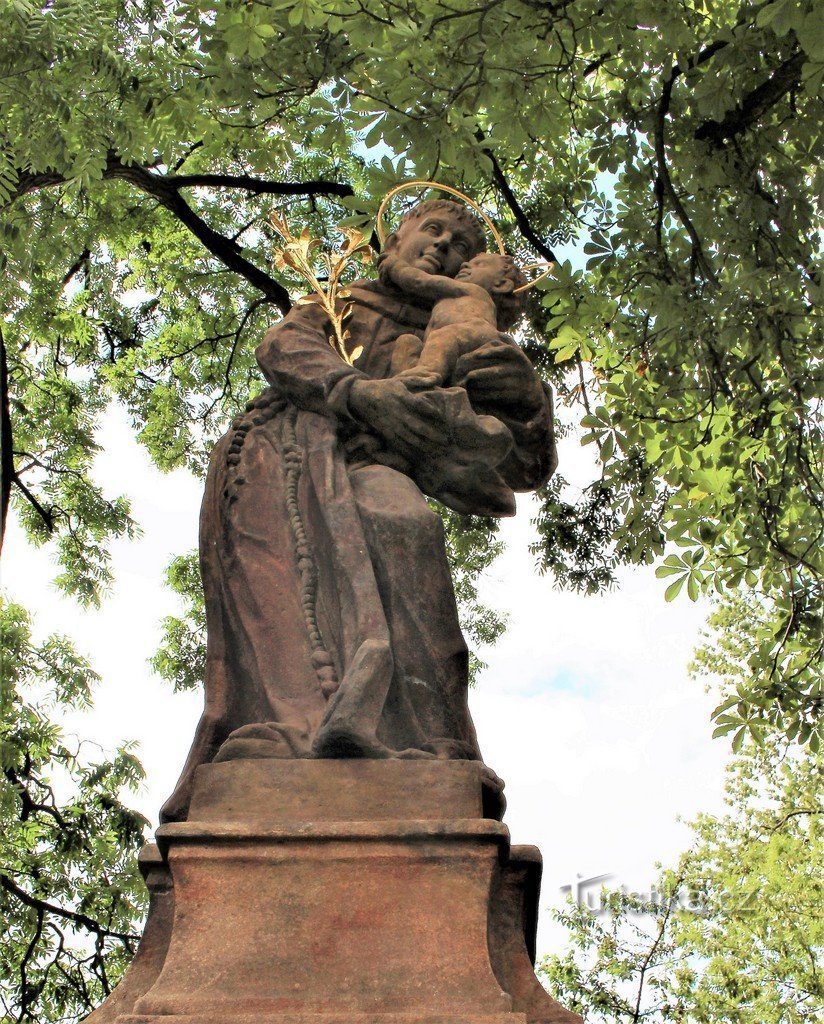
{"left": 395, "top": 747, "right": 438, "bottom": 760}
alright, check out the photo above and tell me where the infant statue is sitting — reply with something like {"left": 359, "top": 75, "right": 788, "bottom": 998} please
{"left": 375, "top": 250, "right": 530, "bottom": 516}
{"left": 379, "top": 250, "right": 528, "bottom": 387}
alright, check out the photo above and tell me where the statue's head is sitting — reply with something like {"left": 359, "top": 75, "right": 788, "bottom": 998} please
{"left": 455, "top": 252, "right": 528, "bottom": 331}
{"left": 381, "top": 199, "right": 486, "bottom": 278}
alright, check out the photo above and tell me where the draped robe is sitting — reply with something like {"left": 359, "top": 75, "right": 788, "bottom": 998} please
{"left": 161, "top": 279, "right": 556, "bottom": 823}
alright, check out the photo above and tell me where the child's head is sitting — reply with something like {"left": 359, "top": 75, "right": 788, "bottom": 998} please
{"left": 456, "top": 253, "right": 528, "bottom": 331}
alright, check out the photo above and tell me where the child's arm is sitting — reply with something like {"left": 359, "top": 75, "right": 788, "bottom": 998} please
{"left": 379, "top": 252, "right": 477, "bottom": 302}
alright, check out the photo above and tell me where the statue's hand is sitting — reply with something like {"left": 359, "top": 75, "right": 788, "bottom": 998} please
{"left": 348, "top": 377, "right": 518, "bottom": 517}
{"left": 377, "top": 251, "right": 402, "bottom": 288}
{"left": 348, "top": 377, "right": 446, "bottom": 462}
{"left": 454, "top": 339, "right": 545, "bottom": 415}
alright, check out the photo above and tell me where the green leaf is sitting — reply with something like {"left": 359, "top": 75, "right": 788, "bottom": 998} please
{"left": 665, "top": 575, "right": 687, "bottom": 602}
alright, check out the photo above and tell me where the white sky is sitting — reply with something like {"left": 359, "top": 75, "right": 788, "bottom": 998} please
{"left": 2, "top": 401, "right": 730, "bottom": 958}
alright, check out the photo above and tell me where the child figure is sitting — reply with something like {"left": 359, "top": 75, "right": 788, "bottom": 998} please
{"left": 372, "top": 250, "right": 530, "bottom": 517}
{"left": 379, "top": 250, "right": 528, "bottom": 386}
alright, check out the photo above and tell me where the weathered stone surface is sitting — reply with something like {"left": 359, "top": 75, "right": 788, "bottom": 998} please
{"left": 122, "top": 1014, "right": 522, "bottom": 1022}
{"left": 136, "top": 824, "right": 514, "bottom": 1019}
{"left": 489, "top": 847, "right": 582, "bottom": 1023}
{"left": 83, "top": 846, "right": 173, "bottom": 1024}
{"left": 186, "top": 758, "right": 504, "bottom": 824}
{"left": 90, "top": 762, "right": 579, "bottom": 1024}
{"left": 161, "top": 201, "right": 557, "bottom": 825}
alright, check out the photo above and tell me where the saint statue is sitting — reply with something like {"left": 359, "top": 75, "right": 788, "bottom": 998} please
{"left": 161, "top": 198, "right": 557, "bottom": 824}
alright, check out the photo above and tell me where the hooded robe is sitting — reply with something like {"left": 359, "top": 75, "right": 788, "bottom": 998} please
{"left": 161, "top": 279, "right": 556, "bottom": 823}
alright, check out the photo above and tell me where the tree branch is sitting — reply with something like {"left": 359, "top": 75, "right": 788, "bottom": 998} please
{"left": 478, "top": 137, "right": 558, "bottom": 263}
{"left": 632, "top": 883, "right": 680, "bottom": 1022}
{"left": 695, "top": 49, "right": 805, "bottom": 147}
{"left": 104, "top": 159, "right": 292, "bottom": 312}
{"left": 166, "top": 172, "right": 354, "bottom": 199}
{"left": 655, "top": 75, "right": 718, "bottom": 285}
{"left": 8, "top": 157, "right": 357, "bottom": 313}
{"left": 60, "top": 248, "right": 91, "bottom": 291}
{"left": 0, "top": 324, "right": 13, "bottom": 555}
{"left": 4, "top": 767, "right": 68, "bottom": 828}
{"left": 11, "top": 474, "right": 55, "bottom": 535}
{"left": 0, "top": 874, "right": 138, "bottom": 944}
{"left": 767, "top": 807, "right": 819, "bottom": 833}
{"left": 19, "top": 905, "right": 44, "bottom": 1021}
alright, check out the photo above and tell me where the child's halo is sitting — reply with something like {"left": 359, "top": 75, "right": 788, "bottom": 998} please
{"left": 513, "top": 261, "right": 554, "bottom": 294}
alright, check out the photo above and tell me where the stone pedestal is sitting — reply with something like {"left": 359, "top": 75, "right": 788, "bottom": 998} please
{"left": 92, "top": 761, "right": 579, "bottom": 1024}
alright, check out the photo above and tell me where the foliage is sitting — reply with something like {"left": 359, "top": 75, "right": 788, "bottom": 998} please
{"left": 150, "top": 553, "right": 207, "bottom": 694}
{"left": 541, "top": 740, "right": 824, "bottom": 1022}
{"left": 542, "top": 887, "right": 687, "bottom": 1021}
{"left": 693, "top": 587, "right": 822, "bottom": 753}
{"left": 438, "top": 509, "right": 507, "bottom": 683}
{"left": 1, "top": 0, "right": 820, "bottom": 747}
{"left": 0, "top": 600, "right": 149, "bottom": 1021}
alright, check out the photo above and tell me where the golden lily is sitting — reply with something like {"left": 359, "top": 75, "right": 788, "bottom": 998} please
{"left": 269, "top": 212, "right": 373, "bottom": 366}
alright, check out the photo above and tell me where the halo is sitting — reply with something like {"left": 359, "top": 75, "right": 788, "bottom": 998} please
{"left": 513, "top": 261, "right": 555, "bottom": 294}
{"left": 376, "top": 180, "right": 506, "bottom": 255}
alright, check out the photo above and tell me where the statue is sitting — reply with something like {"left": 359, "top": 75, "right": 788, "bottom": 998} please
{"left": 161, "top": 197, "right": 557, "bottom": 824}
{"left": 384, "top": 249, "right": 528, "bottom": 387}
{"left": 87, "top": 192, "right": 581, "bottom": 1024}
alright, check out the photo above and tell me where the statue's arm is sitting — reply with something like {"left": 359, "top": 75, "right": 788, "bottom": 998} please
{"left": 500, "top": 379, "right": 558, "bottom": 490}
{"left": 453, "top": 336, "right": 557, "bottom": 491}
{"left": 254, "top": 296, "right": 366, "bottom": 423}
{"left": 379, "top": 254, "right": 476, "bottom": 302}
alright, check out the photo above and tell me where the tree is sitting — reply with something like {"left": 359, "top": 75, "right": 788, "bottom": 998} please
{"left": 2, "top": 0, "right": 820, "bottom": 735}
{"left": 693, "top": 587, "right": 822, "bottom": 754}
{"left": 0, "top": 600, "right": 148, "bottom": 1021}
{"left": 1, "top": 0, "right": 822, "bottom": 1018}
{"left": 540, "top": 739, "right": 823, "bottom": 1022}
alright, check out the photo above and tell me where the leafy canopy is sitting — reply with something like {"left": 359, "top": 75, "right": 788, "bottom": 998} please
{"left": 2, "top": 0, "right": 821, "bottom": 747}
{"left": 1, "top": 1, "right": 822, "bottom": 1019}
{"left": 0, "top": 600, "right": 148, "bottom": 1022}
{"left": 540, "top": 738, "right": 823, "bottom": 1022}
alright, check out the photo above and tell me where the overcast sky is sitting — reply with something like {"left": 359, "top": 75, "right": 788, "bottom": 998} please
{"left": 3, "top": 398, "right": 730, "bottom": 957}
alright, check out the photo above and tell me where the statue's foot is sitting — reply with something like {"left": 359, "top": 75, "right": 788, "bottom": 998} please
{"left": 312, "top": 722, "right": 440, "bottom": 761}
{"left": 312, "top": 720, "right": 393, "bottom": 759}
{"left": 395, "top": 747, "right": 438, "bottom": 760}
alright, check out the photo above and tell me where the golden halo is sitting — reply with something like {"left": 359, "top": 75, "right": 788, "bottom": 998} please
{"left": 513, "top": 261, "right": 555, "bottom": 294}
{"left": 376, "top": 180, "right": 506, "bottom": 255}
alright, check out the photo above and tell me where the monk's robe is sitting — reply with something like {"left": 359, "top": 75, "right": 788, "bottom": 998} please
{"left": 161, "top": 279, "right": 556, "bottom": 823}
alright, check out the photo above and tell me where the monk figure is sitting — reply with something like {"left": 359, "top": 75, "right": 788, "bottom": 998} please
{"left": 161, "top": 199, "right": 557, "bottom": 824}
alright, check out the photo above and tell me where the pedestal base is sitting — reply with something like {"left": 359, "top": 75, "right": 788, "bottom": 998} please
{"left": 88, "top": 761, "right": 579, "bottom": 1024}
{"left": 123, "top": 1015, "right": 520, "bottom": 1023}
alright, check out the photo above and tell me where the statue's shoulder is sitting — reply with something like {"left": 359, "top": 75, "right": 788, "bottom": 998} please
{"left": 347, "top": 278, "right": 392, "bottom": 303}
{"left": 347, "top": 278, "right": 431, "bottom": 329}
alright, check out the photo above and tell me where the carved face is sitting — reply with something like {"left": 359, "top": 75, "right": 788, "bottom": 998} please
{"left": 389, "top": 209, "right": 483, "bottom": 278}
{"left": 454, "top": 253, "right": 513, "bottom": 294}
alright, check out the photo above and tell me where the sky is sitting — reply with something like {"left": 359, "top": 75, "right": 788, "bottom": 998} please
{"left": 2, "top": 398, "right": 731, "bottom": 959}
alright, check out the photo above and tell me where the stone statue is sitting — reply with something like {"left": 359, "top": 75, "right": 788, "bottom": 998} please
{"left": 88, "top": 197, "right": 580, "bottom": 1024}
{"left": 161, "top": 198, "right": 557, "bottom": 824}
{"left": 385, "top": 249, "right": 528, "bottom": 386}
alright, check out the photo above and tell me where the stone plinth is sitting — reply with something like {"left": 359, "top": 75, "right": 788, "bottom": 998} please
{"left": 93, "top": 761, "right": 579, "bottom": 1024}
{"left": 84, "top": 845, "right": 173, "bottom": 1024}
